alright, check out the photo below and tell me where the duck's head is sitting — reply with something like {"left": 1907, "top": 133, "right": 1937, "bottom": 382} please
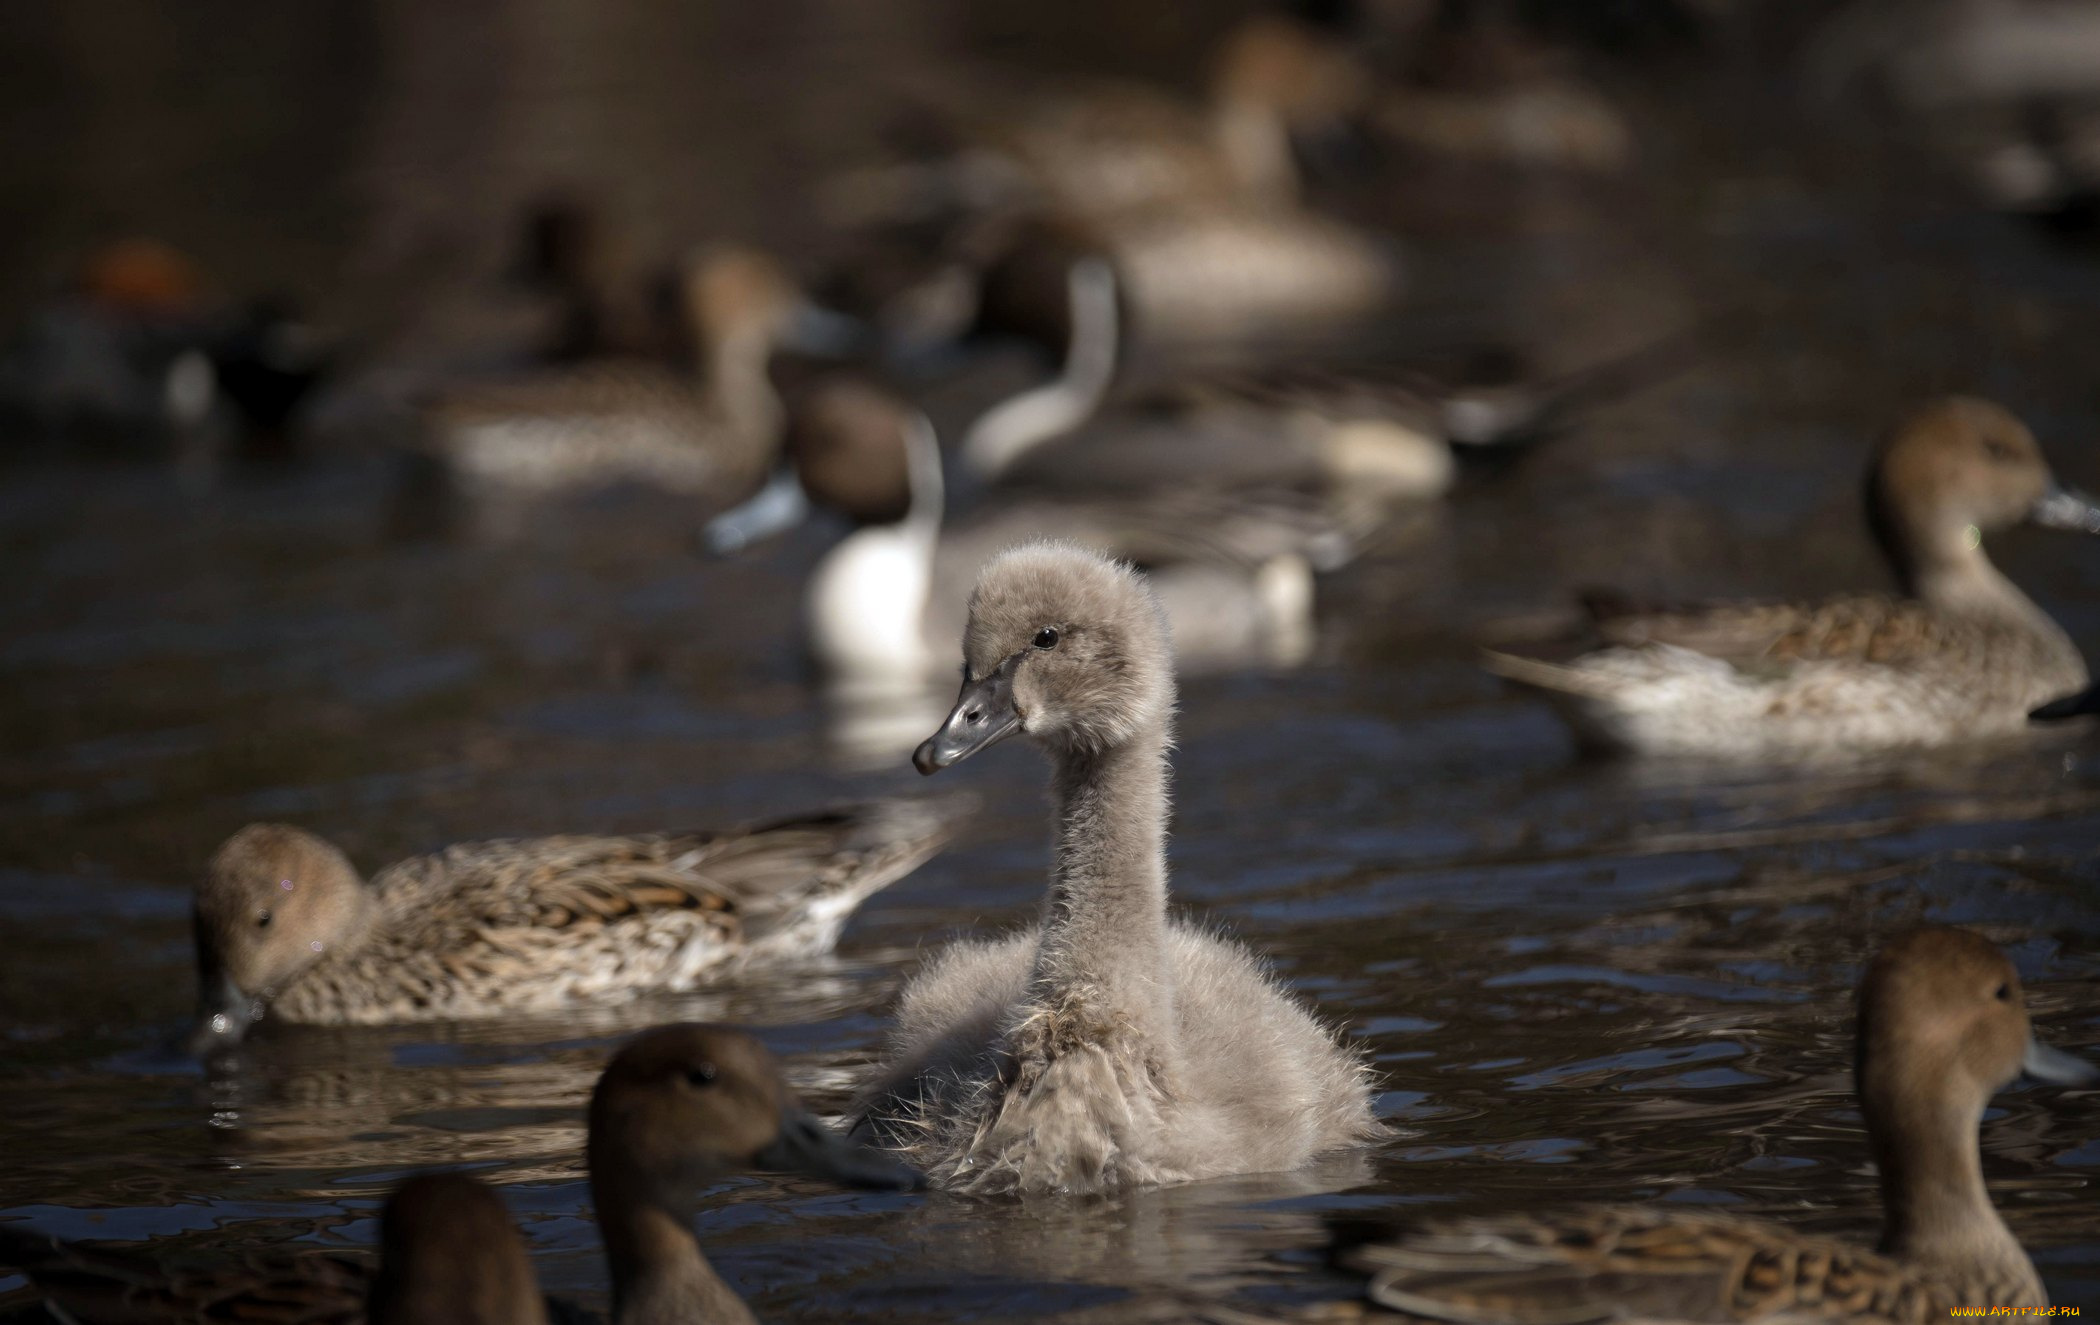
{"left": 1866, "top": 397, "right": 2100, "bottom": 586}
{"left": 1856, "top": 927, "right": 2093, "bottom": 1142}
{"left": 1211, "top": 14, "right": 1369, "bottom": 131}
{"left": 368, "top": 1173, "right": 548, "bottom": 1325}
{"left": 680, "top": 246, "right": 862, "bottom": 356}
{"left": 703, "top": 377, "right": 936, "bottom": 553}
{"left": 189, "top": 823, "right": 372, "bottom": 1057}
{"left": 586, "top": 1024, "right": 923, "bottom": 1215}
{"left": 915, "top": 542, "right": 1173, "bottom": 772}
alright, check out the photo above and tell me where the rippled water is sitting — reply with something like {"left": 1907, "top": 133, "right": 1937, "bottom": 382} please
{"left": 5, "top": 4, "right": 2100, "bottom": 1321}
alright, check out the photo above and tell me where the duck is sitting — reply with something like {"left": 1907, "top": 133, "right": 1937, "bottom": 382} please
{"left": 187, "top": 799, "right": 960, "bottom": 1055}
{"left": 959, "top": 253, "right": 1690, "bottom": 498}
{"left": 706, "top": 379, "right": 1359, "bottom": 693}
{"left": 0, "top": 1024, "right": 923, "bottom": 1325}
{"left": 1310, "top": 926, "right": 2094, "bottom": 1321}
{"left": 411, "top": 245, "right": 857, "bottom": 502}
{"left": 1483, "top": 397, "right": 2100, "bottom": 759}
{"left": 846, "top": 542, "right": 1380, "bottom": 1194}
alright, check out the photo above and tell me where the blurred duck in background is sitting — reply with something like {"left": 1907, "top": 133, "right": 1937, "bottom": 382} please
{"left": 0, "top": 237, "right": 333, "bottom": 470}
{"left": 0, "top": 1025, "right": 922, "bottom": 1325}
{"left": 402, "top": 245, "right": 860, "bottom": 519}
{"left": 958, "top": 254, "right": 1695, "bottom": 501}
{"left": 708, "top": 378, "right": 1362, "bottom": 691}
{"left": 1486, "top": 397, "right": 2100, "bottom": 759}
{"left": 1306, "top": 927, "right": 2093, "bottom": 1321}
{"left": 185, "top": 800, "right": 960, "bottom": 1056}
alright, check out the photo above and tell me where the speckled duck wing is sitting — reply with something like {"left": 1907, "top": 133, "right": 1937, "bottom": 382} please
{"left": 0, "top": 1226, "right": 605, "bottom": 1325}
{"left": 1333, "top": 1208, "right": 1960, "bottom": 1325}
{"left": 0, "top": 1225, "right": 369, "bottom": 1325}
{"left": 1580, "top": 592, "right": 1960, "bottom": 671}
{"left": 377, "top": 799, "right": 964, "bottom": 963}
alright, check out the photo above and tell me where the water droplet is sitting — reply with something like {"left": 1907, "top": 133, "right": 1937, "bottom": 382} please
{"left": 309, "top": 940, "right": 323, "bottom": 953}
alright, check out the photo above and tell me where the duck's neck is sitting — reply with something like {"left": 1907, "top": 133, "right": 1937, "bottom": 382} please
{"left": 701, "top": 328, "right": 783, "bottom": 444}
{"left": 593, "top": 1180, "right": 755, "bottom": 1325}
{"left": 1032, "top": 725, "right": 1174, "bottom": 1036}
{"left": 960, "top": 258, "right": 1119, "bottom": 479}
{"left": 1872, "top": 1096, "right": 2037, "bottom": 1299}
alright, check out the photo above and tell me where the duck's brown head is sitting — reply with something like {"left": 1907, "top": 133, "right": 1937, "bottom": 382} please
{"left": 1212, "top": 14, "right": 1369, "bottom": 129}
{"left": 1866, "top": 397, "right": 2100, "bottom": 590}
{"left": 916, "top": 541, "right": 1174, "bottom": 771}
{"left": 681, "top": 246, "right": 862, "bottom": 357}
{"left": 586, "top": 1024, "right": 922, "bottom": 1216}
{"left": 189, "top": 823, "right": 372, "bottom": 1057}
{"left": 368, "top": 1173, "right": 549, "bottom": 1325}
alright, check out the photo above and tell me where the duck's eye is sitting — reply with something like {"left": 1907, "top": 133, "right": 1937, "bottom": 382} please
{"left": 1034, "top": 627, "right": 1060, "bottom": 650}
{"left": 684, "top": 1063, "right": 718, "bottom": 1088}
{"left": 1993, "top": 981, "right": 2013, "bottom": 1002}
{"left": 1982, "top": 438, "right": 2022, "bottom": 463}
{"left": 256, "top": 910, "right": 273, "bottom": 929}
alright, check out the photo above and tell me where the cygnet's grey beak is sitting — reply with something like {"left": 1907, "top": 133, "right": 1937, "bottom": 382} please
{"left": 2027, "top": 481, "right": 2100, "bottom": 534}
{"left": 2022, "top": 1038, "right": 2098, "bottom": 1086}
{"left": 781, "top": 302, "right": 872, "bottom": 358}
{"left": 188, "top": 965, "right": 260, "bottom": 1059}
{"left": 913, "top": 666, "right": 1021, "bottom": 774}
{"left": 2031, "top": 684, "right": 2100, "bottom": 722}
{"left": 755, "top": 1109, "right": 926, "bottom": 1192}
{"left": 703, "top": 465, "right": 810, "bottom": 555}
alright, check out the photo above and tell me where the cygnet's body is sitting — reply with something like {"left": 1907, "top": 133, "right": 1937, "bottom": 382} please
{"left": 1487, "top": 398, "right": 2100, "bottom": 758}
{"left": 848, "top": 543, "right": 1379, "bottom": 1194}
{"left": 1321, "top": 927, "right": 2094, "bottom": 1321}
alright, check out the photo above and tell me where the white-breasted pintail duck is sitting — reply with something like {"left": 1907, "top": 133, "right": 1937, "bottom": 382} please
{"left": 847, "top": 543, "right": 1380, "bottom": 1194}
{"left": 1485, "top": 397, "right": 2100, "bottom": 759}
{"left": 0, "top": 1025, "right": 922, "bottom": 1325}
{"left": 187, "top": 800, "right": 959, "bottom": 1054}
{"left": 1306, "top": 927, "right": 2094, "bottom": 1322}
{"left": 962, "top": 256, "right": 1692, "bottom": 499}
{"left": 707, "top": 379, "right": 1360, "bottom": 691}
{"left": 414, "top": 245, "right": 856, "bottom": 501}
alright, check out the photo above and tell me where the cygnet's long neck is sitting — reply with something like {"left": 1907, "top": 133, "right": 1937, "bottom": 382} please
{"left": 593, "top": 1171, "right": 755, "bottom": 1325}
{"left": 1032, "top": 720, "right": 1174, "bottom": 1036}
{"left": 1869, "top": 1085, "right": 2036, "bottom": 1299}
{"left": 960, "top": 258, "right": 1120, "bottom": 479}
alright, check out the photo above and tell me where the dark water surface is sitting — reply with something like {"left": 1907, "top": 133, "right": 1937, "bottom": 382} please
{"left": 6, "top": 4, "right": 2100, "bottom": 1321}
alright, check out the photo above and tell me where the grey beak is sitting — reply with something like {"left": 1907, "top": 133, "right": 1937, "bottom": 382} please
{"left": 2023, "top": 1038, "right": 2097, "bottom": 1086}
{"left": 754, "top": 1109, "right": 926, "bottom": 1192}
{"left": 2031, "top": 684, "right": 2100, "bottom": 721}
{"left": 2027, "top": 482, "right": 2100, "bottom": 534}
{"left": 188, "top": 967, "right": 261, "bottom": 1059}
{"left": 913, "top": 667, "right": 1022, "bottom": 775}
{"left": 703, "top": 465, "right": 811, "bottom": 555}
{"left": 780, "top": 302, "right": 871, "bottom": 358}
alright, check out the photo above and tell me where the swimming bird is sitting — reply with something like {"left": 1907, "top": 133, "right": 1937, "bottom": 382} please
{"left": 1311, "top": 926, "right": 2094, "bottom": 1321}
{"left": 412, "top": 245, "right": 856, "bottom": 502}
{"left": 848, "top": 542, "right": 1380, "bottom": 1194}
{"left": 187, "top": 800, "right": 959, "bottom": 1054}
{"left": 0, "top": 1024, "right": 923, "bottom": 1325}
{"left": 706, "top": 379, "right": 1358, "bottom": 692}
{"left": 1484, "top": 397, "right": 2100, "bottom": 758}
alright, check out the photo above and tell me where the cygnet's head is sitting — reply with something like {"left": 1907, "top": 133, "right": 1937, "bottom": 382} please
{"left": 587, "top": 1023, "right": 923, "bottom": 1217}
{"left": 915, "top": 542, "right": 1174, "bottom": 772}
{"left": 190, "top": 823, "right": 371, "bottom": 1057}
{"left": 1866, "top": 397, "right": 2100, "bottom": 582}
{"left": 1856, "top": 927, "right": 2093, "bottom": 1148}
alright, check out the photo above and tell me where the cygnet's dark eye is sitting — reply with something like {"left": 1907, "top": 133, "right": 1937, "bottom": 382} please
{"left": 256, "top": 910, "right": 273, "bottom": 929}
{"left": 685, "top": 1063, "right": 718, "bottom": 1088}
{"left": 1993, "top": 981, "right": 2013, "bottom": 1003}
{"left": 1034, "top": 627, "right": 1060, "bottom": 650}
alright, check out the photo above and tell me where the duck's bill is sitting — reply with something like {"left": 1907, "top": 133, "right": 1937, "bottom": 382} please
{"left": 703, "top": 465, "right": 810, "bottom": 555}
{"left": 756, "top": 1110, "right": 926, "bottom": 1192}
{"left": 2031, "top": 685, "right": 2100, "bottom": 722}
{"left": 913, "top": 668, "right": 1021, "bottom": 774}
{"left": 781, "top": 302, "right": 871, "bottom": 358}
{"left": 187, "top": 968, "right": 261, "bottom": 1058}
{"left": 2023, "top": 1039, "right": 2097, "bottom": 1086}
{"left": 2028, "top": 483, "right": 2100, "bottom": 534}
